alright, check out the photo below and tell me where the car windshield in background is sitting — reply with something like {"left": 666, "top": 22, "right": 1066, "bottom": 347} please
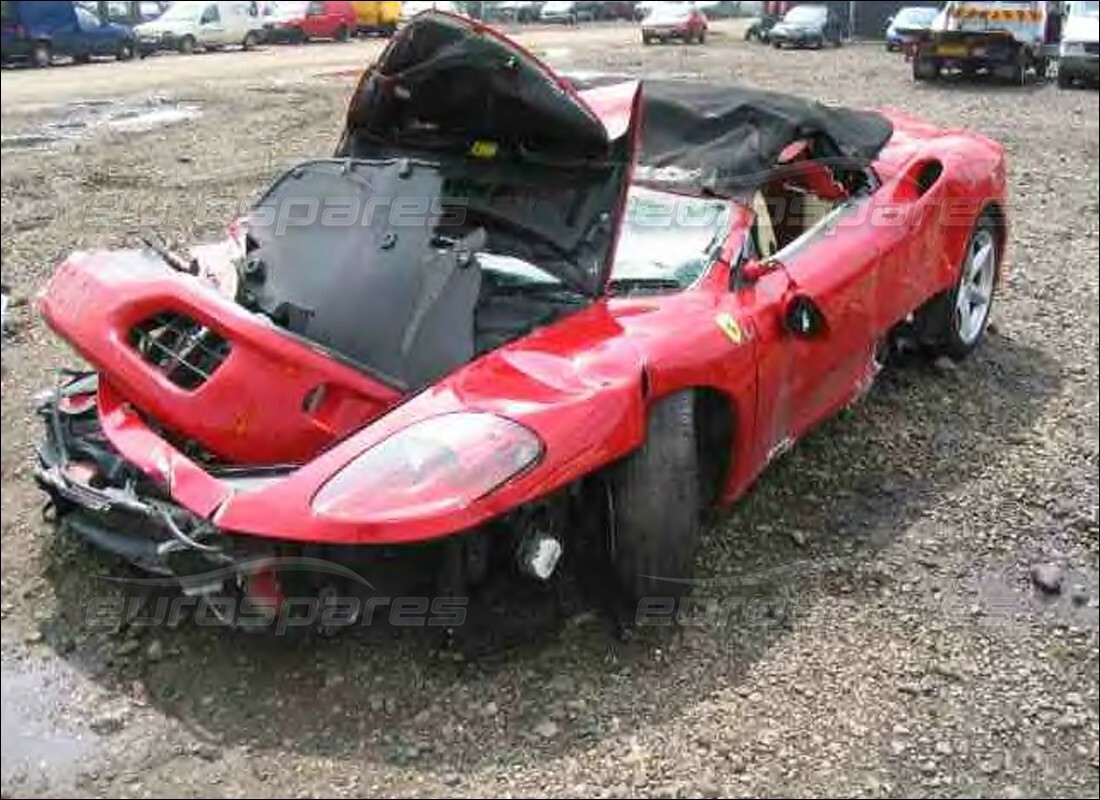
{"left": 896, "top": 7, "right": 938, "bottom": 26}
{"left": 648, "top": 5, "right": 692, "bottom": 23}
{"left": 159, "top": 2, "right": 203, "bottom": 20}
{"left": 274, "top": 1, "right": 309, "bottom": 15}
{"left": 784, "top": 5, "right": 827, "bottom": 24}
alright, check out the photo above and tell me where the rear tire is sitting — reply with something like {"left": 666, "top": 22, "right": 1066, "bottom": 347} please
{"left": 117, "top": 41, "right": 135, "bottom": 61}
{"left": 913, "top": 55, "right": 939, "bottom": 81}
{"left": 915, "top": 212, "right": 999, "bottom": 360}
{"left": 31, "top": 41, "right": 52, "bottom": 68}
{"left": 608, "top": 392, "right": 701, "bottom": 604}
{"left": 242, "top": 31, "right": 258, "bottom": 50}
{"left": 178, "top": 35, "right": 196, "bottom": 54}
{"left": 335, "top": 24, "right": 350, "bottom": 42}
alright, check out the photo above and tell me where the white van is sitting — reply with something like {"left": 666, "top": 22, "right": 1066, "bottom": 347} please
{"left": 1058, "top": 0, "right": 1100, "bottom": 87}
{"left": 135, "top": 1, "right": 264, "bottom": 54}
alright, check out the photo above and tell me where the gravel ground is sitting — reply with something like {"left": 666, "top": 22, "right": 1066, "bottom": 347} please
{"left": 2, "top": 22, "right": 1098, "bottom": 799}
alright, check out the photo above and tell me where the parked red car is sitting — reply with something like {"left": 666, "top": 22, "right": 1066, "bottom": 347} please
{"left": 642, "top": 3, "right": 708, "bottom": 44}
{"left": 263, "top": 0, "right": 356, "bottom": 42}
{"left": 34, "top": 12, "right": 1008, "bottom": 630}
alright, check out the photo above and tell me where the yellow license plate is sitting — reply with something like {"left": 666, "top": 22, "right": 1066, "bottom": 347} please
{"left": 937, "top": 45, "right": 969, "bottom": 57}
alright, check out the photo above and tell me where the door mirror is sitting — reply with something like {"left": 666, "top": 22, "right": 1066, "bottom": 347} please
{"left": 783, "top": 294, "right": 827, "bottom": 339}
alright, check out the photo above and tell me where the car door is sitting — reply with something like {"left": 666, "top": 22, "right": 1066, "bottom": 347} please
{"left": 85, "top": 6, "right": 123, "bottom": 55}
{"left": 198, "top": 2, "right": 225, "bottom": 44}
{"left": 745, "top": 195, "right": 883, "bottom": 462}
{"left": 47, "top": 4, "right": 87, "bottom": 58}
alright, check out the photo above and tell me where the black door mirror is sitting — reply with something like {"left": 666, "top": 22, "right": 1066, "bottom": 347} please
{"left": 783, "top": 294, "right": 827, "bottom": 339}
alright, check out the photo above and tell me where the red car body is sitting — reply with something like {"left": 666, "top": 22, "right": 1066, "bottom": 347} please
{"left": 642, "top": 5, "right": 708, "bottom": 43}
{"left": 264, "top": 0, "right": 356, "bottom": 41}
{"left": 34, "top": 12, "right": 1008, "bottom": 623}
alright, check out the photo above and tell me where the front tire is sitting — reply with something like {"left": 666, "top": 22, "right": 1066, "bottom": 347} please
{"left": 242, "top": 31, "right": 258, "bottom": 50}
{"left": 117, "top": 41, "right": 135, "bottom": 61}
{"left": 334, "top": 24, "right": 350, "bottom": 42}
{"left": 608, "top": 392, "right": 701, "bottom": 604}
{"left": 915, "top": 213, "right": 999, "bottom": 360}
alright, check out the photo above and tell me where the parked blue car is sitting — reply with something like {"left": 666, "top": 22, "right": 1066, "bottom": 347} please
{"left": 885, "top": 6, "right": 940, "bottom": 52}
{"left": 1, "top": 0, "right": 137, "bottom": 67}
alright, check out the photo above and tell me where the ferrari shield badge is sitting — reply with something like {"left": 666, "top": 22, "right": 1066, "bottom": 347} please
{"left": 716, "top": 313, "right": 744, "bottom": 345}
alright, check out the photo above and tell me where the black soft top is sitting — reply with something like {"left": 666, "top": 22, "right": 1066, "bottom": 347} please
{"left": 571, "top": 76, "right": 895, "bottom": 196}
{"left": 338, "top": 12, "right": 894, "bottom": 197}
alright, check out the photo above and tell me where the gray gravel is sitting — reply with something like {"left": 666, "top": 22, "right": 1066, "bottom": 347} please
{"left": 2, "top": 23, "right": 1098, "bottom": 799}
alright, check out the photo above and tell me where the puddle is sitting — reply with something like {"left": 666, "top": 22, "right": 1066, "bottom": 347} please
{"left": 1, "top": 643, "right": 101, "bottom": 792}
{"left": 1, "top": 95, "right": 202, "bottom": 152}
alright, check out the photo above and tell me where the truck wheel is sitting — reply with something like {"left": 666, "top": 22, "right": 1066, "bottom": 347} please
{"left": 608, "top": 392, "right": 701, "bottom": 604}
{"left": 914, "top": 211, "right": 1000, "bottom": 361}
{"left": 31, "top": 41, "right": 52, "bottom": 68}
{"left": 913, "top": 55, "right": 939, "bottom": 81}
{"left": 178, "top": 35, "right": 196, "bottom": 54}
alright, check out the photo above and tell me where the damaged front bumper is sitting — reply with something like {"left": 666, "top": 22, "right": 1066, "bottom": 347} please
{"left": 34, "top": 373, "right": 235, "bottom": 585}
{"left": 33, "top": 373, "right": 580, "bottom": 603}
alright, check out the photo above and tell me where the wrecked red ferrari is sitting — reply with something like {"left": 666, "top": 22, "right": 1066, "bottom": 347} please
{"left": 34, "top": 12, "right": 1008, "bottom": 624}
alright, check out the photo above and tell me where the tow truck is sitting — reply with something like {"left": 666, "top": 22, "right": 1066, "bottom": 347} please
{"left": 909, "top": 1, "right": 1062, "bottom": 84}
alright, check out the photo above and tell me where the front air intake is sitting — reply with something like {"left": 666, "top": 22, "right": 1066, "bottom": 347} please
{"left": 128, "top": 312, "right": 231, "bottom": 390}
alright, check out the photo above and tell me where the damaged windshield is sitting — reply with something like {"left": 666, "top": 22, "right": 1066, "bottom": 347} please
{"left": 474, "top": 186, "right": 733, "bottom": 291}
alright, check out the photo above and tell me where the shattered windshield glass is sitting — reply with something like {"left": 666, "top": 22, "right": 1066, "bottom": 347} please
{"left": 480, "top": 187, "right": 733, "bottom": 290}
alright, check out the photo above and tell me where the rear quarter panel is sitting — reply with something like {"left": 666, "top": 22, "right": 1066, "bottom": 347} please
{"left": 875, "top": 110, "right": 1009, "bottom": 298}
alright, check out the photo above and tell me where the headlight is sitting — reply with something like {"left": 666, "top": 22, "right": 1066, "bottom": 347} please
{"left": 311, "top": 412, "right": 543, "bottom": 523}
{"left": 1061, "top": 41, "right": 1086, "bottom": 56}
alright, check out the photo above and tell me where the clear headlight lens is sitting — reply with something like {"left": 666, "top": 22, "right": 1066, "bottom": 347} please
{"left": 311, "top": 412, "right": 543, "bottom": 523}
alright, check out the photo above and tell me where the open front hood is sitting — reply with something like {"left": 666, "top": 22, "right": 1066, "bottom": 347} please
{"left": 335, "top": 10, "right": 639, "bottom": 296}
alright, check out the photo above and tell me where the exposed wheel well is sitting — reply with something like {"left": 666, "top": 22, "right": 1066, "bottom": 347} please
{"left": 692, "top": 388, "right": 735, "bottom": 508}
{"left": 981, "top": 200, "right": 1008, "bottom": 270}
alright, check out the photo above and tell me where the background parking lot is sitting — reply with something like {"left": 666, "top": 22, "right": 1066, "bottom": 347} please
{"left": 2, "top": 18, "right": 1098, "bottom": 799}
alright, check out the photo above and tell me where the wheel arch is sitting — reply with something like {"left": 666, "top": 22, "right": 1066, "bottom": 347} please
{"left": 979, "top": 199, "right": 1009, "bottom": 278}
{"left": 640, "top": 379, "right": 738, "bottom": 510}
{"left": 692, "top": 386, "right": 736, "bottom": 508}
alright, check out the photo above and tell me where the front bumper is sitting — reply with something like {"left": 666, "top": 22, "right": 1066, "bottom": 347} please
{"left": 136, "top": 33, "right": 180, "bottom": 52}
{"left": 1059, "top": 53, "right": 1100, "bottom": 81}
{"left": 771, "top": 28, "right": 822, "bottom": 46}
{"left": 34, "top": 375, "right": 232, "bottom": 579}
{"left": 643, "top": 26, "right": 690, "bottom": 39}
{"left": 0, "top": 39, "right": 33, "bottom": 61}
{"left": 263, "top": 24, "right": 306, "bottom": 42}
